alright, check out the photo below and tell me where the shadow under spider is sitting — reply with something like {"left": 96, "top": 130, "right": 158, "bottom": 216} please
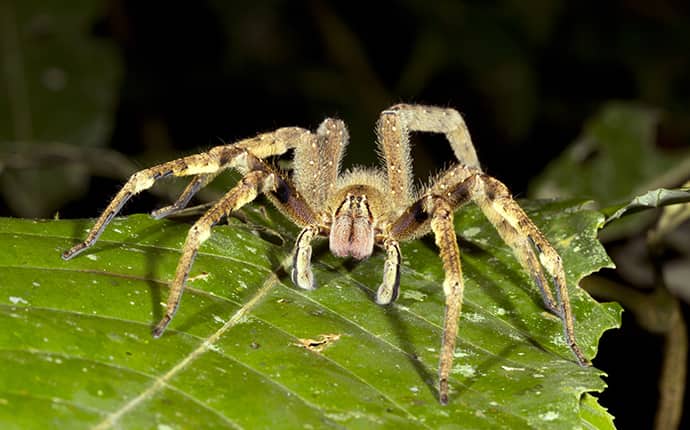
{"left": 145, "top": 221, "right": 289, "bottom": 334}
{"left": 311, "top": 241, "right": 439, "bottom": 400}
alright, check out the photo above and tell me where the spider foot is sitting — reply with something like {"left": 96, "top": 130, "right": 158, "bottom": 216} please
{"left": 62, "top": 243, "right": 88, "bottom": 260}
{"left": 151, "top": 205, "right": 179, "bottom": 220}
{"left": 439, "top": 378, "right": 449, "bottom": 405}
{"left": 152, "top": 314, "right": 172, "bottom": 338}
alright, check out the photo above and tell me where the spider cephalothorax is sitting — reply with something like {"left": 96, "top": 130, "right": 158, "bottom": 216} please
{"left": 62, "top": 104, "right": 590, "bottom": 404}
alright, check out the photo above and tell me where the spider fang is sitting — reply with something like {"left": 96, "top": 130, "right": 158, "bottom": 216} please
{"left": 329, "top": 192, "right": 375, "bottom": 260}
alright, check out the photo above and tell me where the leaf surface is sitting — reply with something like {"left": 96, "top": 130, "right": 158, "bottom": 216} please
{"left": 0, "top": 200, "right": 620, "bottom": 429}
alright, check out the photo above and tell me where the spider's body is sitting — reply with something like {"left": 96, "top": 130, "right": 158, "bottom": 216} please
{"left": 63, "top": 104, "right": 590, "bottom": 404}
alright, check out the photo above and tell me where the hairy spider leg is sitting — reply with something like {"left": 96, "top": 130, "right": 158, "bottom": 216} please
{"left": 151, "top": 172, "right": 220, "bottom": 220}
{"left": 428, "top": 197, "right": 464, "bottom": 405}
{"left": 153, "top": 169, "right": 275, "bottom": 336}
{"left": 430, "top": 165, "right": 559, "bottom": 314}
{"left": 62, "top": 127, "right": 315, "bottom": 261}
{"left": 289, "top": 118, "right": 350, "bottom": 290}
{"left": 377, "top": 104, "right": 481, "bottom": 204}
{"left": 377, "top": 103, "right": 589, "bottom": 405}
{"left": 292, "top": 224, "right": 320, "bottom": 290}
{"left": 63, "top": 127, "right": 324, "bottom": 337}
{"left": 437, "top": 169, "right": 591, "bottom": 365}
{"left": 292, "top": 118, "right": 347, "bottom": 208}
{"left": 464, "top": 173, "right": 588, "bottom": 365}
{"left": 374, "top": 104, "right": 482, "bottom": 404}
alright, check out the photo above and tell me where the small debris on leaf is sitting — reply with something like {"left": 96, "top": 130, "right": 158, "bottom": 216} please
{"left": 293, "top": 334, "right": 341, "bottom": 353}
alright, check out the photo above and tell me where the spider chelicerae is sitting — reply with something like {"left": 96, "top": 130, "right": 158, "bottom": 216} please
{"left": 62, "top": 104, "right": 590, "bottom": 404}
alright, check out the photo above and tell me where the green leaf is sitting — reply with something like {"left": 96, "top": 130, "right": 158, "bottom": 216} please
{"left": 531, "top": 102, "right": 690, "bottom": 205}
{"left": 578, "top": 394, "right": 616, "bottom": 430}
{"left": 530, "top": 102, "right": 690, "bottom": 240}
{"left": 601, "top": 187, "right": 690, "bottom": 224}
{"left": 0, "top": 200, "right": 620, "bottom": 429}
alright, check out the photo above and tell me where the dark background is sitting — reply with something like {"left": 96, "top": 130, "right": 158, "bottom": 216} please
{"left": 4, "top": 1, "right": 690, "bottom": 428}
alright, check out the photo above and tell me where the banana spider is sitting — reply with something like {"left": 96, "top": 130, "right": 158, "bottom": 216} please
{"left": 62, "top": 104, "right": 590, "bottom": 404}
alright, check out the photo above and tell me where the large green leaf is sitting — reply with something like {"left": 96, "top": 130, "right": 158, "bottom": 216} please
{"left": 0, "top": 199, "right": 620, "bottom": 429}
{"left": 600, "top": 187, "right": 690, "bottom": 225}
{"left": 529, "top": 102, "right": 690, "bottom": 240}
{"left": 530, "top": 102, "right": 690, "bottom": 205}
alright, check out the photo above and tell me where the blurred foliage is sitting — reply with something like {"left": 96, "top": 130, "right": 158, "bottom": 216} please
{"left": 0, "top": 0, "right": 120, "bottom": 217}
{"left": 3, "top": 0, "right": 690, "bottom": 218}
{"left": 531, "top": 103, "right": 690, "bottom": 240}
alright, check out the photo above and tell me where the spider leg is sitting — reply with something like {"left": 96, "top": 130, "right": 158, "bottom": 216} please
{"left": 383, "top": 194, "right": 464, "bottom": 404}
{"left": 62, "top": 126, "right": 314, "bottom": 260}
{"left": 293, "top": 118, "right": 347, "bottom": 207}
{"left": 428, "top": 166, "right": 559, "bottom": 314}
{"left": 151, "top": 173, "right": 219, "bottom": 219}
{"left": 445, "top": 172, "right": 590, "bottom": 366}
{"left": 153, "top": 169, "right": 276, "bottom": 337}
{"left": 426, "top": 197, "right": 464, "bottom": 405}
{"left": 61, "top": 152, "right": 234, "bottom": 260}
{"left": 377, "top": 104, "right": 480, "bottom": 205}
{"left": 288, "top": 119, "right": 348, "bottom": 291}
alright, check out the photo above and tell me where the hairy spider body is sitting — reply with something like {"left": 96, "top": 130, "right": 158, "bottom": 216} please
{"left": 62, "top": 104, "right": 590, "bottom": 405}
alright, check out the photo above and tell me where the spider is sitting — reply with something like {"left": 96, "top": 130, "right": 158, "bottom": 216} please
{"left": 62, "top": 104, "right": 590, "bottom": 404}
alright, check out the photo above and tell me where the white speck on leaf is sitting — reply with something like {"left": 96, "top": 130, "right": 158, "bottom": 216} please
{"left": 206, "top": 343, "right": 222, "bottom": 353}
{"left": 454, "top": 349, "right": 470, "bottom": 358}
{"left": 86, "top": 254, "right": 98, "bottom": 261}
{"left": 464, "top": 312, "right": 485, "bottom": 323}
{"left": 401, "top": 290, "right": 426, "bottom": 301}
{"left": 453, "top": 364, "right": 476, "bottom": 378}
{"left": 539, "top": 411, "right": 559, "bottom": 421}
{"left": 9, "top": 296, "right": 28, "bottom": 305}
{"left": 463, "top": 227, "right": 481, "bottom": 237}
{"left": 551, "top": 333, "right": 566, "bottom": 347}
